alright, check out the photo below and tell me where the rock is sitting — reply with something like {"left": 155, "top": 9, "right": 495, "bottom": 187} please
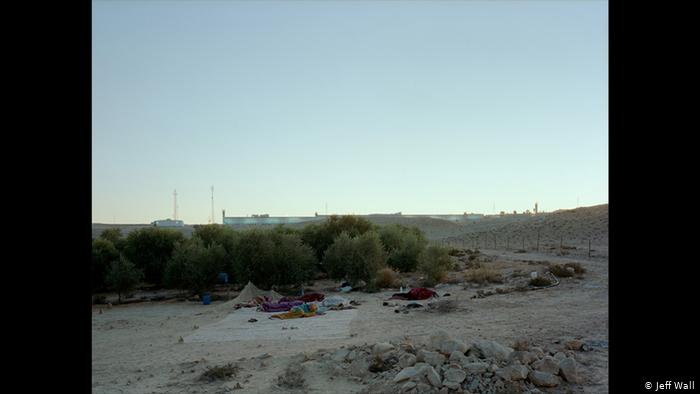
{"left": 565, "top": 340, "right": 585, "bottom": 351}
{"left": 373, "top": 342, "right": 395, "bottom": 356}
{"left": 532, "top": 356, "right": 559, "bottom": 375}
{"left": 471, "top": 340, "right": 514, "bottom": 362}
{"left": 393, "top": 367, "right": 421, "bottom": 383}
{"left": 347, "top": 350, "right": 357, "bottom": 361}
{"left": 553, "top": 352, "right": 567, "bottom": 361}
{"left": 332, "top": 348, "right": 351, "bottom": 362}
{"left": 496, "top": 365, "right": 529, "bottom": 381}
{"left": 449, "top": 350, "right": 469, "bottom": 364}
{"left": 443, "top": 367, "right": 467, "bottom": 383}
{"left": 443, "top": 380, "right": 461, "bottom": 390}
{"left": 350, "top": 358, "right": 370, "bottom": 377}
{"left": 462, "top": 362, "right": 489, "bottom": 374}
{"left": 510, "top": 351, "right": 536, "bottom": 365}
{"left": 416, "top": 383, "right": 432, "bottom": 393}
{"left": 558, "top": 357, "right": 579, "bottom": 383}
{"left": 529, "top": 370, "right": 560, "bottom": 387}
{"left": 429, "top": 330, "right": 452, "bottom": 350}
{"left": 399, "top": 353, "right": 417, "bottom": 368}
{"left": 424, "top": 365, "right": 442, "bottom": 387}
{"left": 440, "top": 339, "right": 469, "bottom": 355}
{"left": 417, "top": 350, "right": 447, "bottom": 367}
{"left": 439, "top": 387, "right": 450, "bottom": 394}
{"left": 530, "top": 347, "right": 545, "bottom": 358}
{"left": 401, "top": 381, "right": 417, "bottom": 392}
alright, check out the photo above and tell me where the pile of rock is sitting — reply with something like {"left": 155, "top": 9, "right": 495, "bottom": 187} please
{"left": 297, "top": 330, "right": 584, "bottom": 394}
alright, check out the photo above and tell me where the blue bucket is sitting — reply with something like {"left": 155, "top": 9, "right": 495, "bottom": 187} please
{"left": 202, "top": 292, "right": 211, "bottom": 305}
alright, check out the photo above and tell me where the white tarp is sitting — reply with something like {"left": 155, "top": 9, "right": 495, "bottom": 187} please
{"left": 183, "top": 308, "right": 357, "bottom": 343}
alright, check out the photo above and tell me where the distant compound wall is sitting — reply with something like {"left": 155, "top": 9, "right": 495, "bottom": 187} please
{"left": 223, "top": 216, "right": 324, "bottom": 225}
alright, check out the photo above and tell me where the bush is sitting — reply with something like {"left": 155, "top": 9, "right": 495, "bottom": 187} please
{"left": 105, "top": 255, "right": 144, "bottom": 302}
{"left": 301, "top": 215, "right": 376, "bottom": 263}
{"left": 549, "top": 264, "right": 574, "bottom": 278}
{"left": 529, "top": 276, "right": 552, "bottom": 287}
{"left": 417, "top": 245, "right": 453, "bottom": 287}
{"left": 375, "top": 267, "right": 399, "bottom": 288}
{"left": 323, "top": 231, "right": 387, "bottom": 285}
{"left": 564, "top": 262, "right": 586, "bottom": 274}
{"left": 99, "top": 228, "right": 126, "bottom": 250}
{"left": 122, "top": 228, "right": 184, "bottom": 286}
{"left": 378, "top": 225, "right": 427, "bottom": 272}
{"left": 92, "top": 238, "right": 119, "bottom": 292}
{"left": 233, "top": 229, "right": 315, "bottom": 289}
{"left": 192, "top": 224, "right": 238, "bottom": 274}
{"left": 464, "top": 268, "right": 504, "bottom": 284}
{"left": 165, "top": 238, "right": 228, "bottom": 294}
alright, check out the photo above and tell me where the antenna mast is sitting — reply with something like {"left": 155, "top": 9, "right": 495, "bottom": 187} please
{"left": 210, "top": 185, "right": 215, "bottom": 224}
{"left": 173, "top": 189, "right": 178, "bottom": 220}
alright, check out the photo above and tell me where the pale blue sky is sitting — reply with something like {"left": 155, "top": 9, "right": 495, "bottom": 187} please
{"left": 92, "top": 0, "right": 608, "bottom": 224}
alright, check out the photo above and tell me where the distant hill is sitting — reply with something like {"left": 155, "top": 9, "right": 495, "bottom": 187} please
{"left": 92, "top": 204, "right": 608, "bottom": 250}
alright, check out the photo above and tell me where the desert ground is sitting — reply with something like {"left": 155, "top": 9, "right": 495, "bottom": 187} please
{"left": 92, "top": 248, "right": 608, "bottom": 394}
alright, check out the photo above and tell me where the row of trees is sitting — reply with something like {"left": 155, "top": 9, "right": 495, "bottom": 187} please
{"left": 92, "top": 216, "right": 454, "bottom": 300}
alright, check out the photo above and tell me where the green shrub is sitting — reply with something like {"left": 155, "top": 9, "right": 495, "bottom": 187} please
{"left": 165, "top": 238, "right": 228, "bottom": 294}
{"left": 233, "top": 229, "right": 315, "bottom": 289}
{"left": 92, "top": 238, "right": 119, "bottom": 292}
{"left": 417, "top": 245, "right": 453, "bottom": 287}
{"left": 323, "top": 231, "right": 387, "bottom": 285}
{"left": 105, "top": 255, "right": 144, "bottom": 302}
{"left": 379, "top": 225, "right": 427, "bottom": 272}
{"left": 122, "top": 228, "right": 184, "bottom": 286}
{"left": 301, "top": 215, "right": 376, "bottom": 263}
{"left": 192, "top": 224, "right": 238, "bottom": 274}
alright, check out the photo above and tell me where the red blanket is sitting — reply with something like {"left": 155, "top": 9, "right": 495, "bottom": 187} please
{"left": 389, "top": 288, "right": 437, "bottom": 301}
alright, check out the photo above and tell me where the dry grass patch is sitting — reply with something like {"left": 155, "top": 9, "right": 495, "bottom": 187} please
{"left": 200, "top": 363, "right": 239, "bottom": 382}
{"left": 549, "top": 264, "right": 574, "bottom": 278}
{"left": 529, "top": 276, "right": 553, "bottom": 287}
{"left": 564, "top": 262, "right": 586, "bottom": 274}
{"left": 375, "top": 268, "right": 399, "bottom": 288}
{"left": 464, "top": 268, "right": 504, "bottom": 284}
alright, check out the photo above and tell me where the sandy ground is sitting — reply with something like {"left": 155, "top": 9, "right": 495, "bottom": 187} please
{"left": 92, "top": 250, "right": 608, "bottom": 394}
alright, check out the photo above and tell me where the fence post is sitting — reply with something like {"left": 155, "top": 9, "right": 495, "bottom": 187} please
{"left": 560, "top": 236, "right": 563, "bottom": 253}
{"left": 507, "top": 237, "right": 509, "bottom": 250}
{"left": 588, "top": 239, "right": 591, "bottom": 258}
{"left": 522, "top": 236, "right": 525, "bottom": 250}
{"left": 536, "top": 229, "right": 540, "bottom": 252}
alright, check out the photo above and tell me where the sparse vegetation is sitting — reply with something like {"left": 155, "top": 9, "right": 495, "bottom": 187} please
{"left": 164, "top": 238, "right": 228, "bottom": 295}
{"left": 549, "top": 264, "right": 574, "bottom": 278}
{"left": 105, "top": 255, "right": 144, "bottom": 302}
{"left": 323, "top": 231, "right": 387, "bottom": 285}
{"left": 417, "top": 245, "right": 453, "bottom": 287}
{"left": 564, "top": 262, "right": 586, "bottom": 274}
{"left": 374, "top": 267, "right": 399, "bottom": 288}
{"left": 379, "top": 224, "right": 428, "bottom": 272}
{"left": 200, "top": 363, "right": 239, "bottom": 381}
{"left": 464, "top": 268, "right": 504, "bottom": 284}
{"left": 529, "top": 276, "right": 553, "bottom": 287}
{"left": 92, "top": 238, "right": 119, "bottom": 292}
{"left": 301, "top": 215, "right": 376, "bottom": 263}
{"left": 122, "top": 228, "right": 184, "bottom": 287}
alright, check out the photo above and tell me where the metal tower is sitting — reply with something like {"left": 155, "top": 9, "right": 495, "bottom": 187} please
{"left": 210, "top": 185, "right": 215, "bottom": 224}
{"left": 173, "top": 189, "right": 178, "bottom": 220}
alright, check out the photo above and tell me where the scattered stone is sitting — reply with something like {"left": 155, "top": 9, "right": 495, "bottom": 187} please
{"left": 401, "top": 381, "right": 417, "bottom": 392}
{"left": 530, "top": 347, "right": 545, "bottom": 358}
{"left": 462, "top": 362, "right": 489, "bottom": 374}
{"left": 424, "top": 366, "right": 442, "bottom": 387}
{"left": 565, "top": 339, "right": 585, "bottom": 351}
{"left": 393, "top": 367, "right": 421, "bottom": 383}
{"left": 417, "top": 350, "right": 446, "bottom": 367}
{"left": 248, "top": 318, "right": 257, "bottom": 323}
{"left": 558, "top": 357, "right": 579, "bottom": 383}
{"left": 528, "top": 370, "right": 561, "bottom": 387}
{"left": 471, "top": 339, "right": 514, "bottom": 362}
{"left": 449, "top": 350, "right": 469, "bottom": 365}
{"left": 257, "top": 353, "right": 271, "bottom": 359}
{"left": 553, "top": 352, "right": 567, "bottom": 361}
{"left": 429, "top": 330, "right": 451, "bottom": 351}
{"left": 496, "top": 364, "right": 529, "bottom": 381}
{"left": 416, "top": 383, "right": 431, "bottom": 393}
{"left": 439, "top": 339, "right": 469, "bottom": 355}
{"left": 193, "top": 325, "right": 199, "bottom": 329}
{"left": 532, "top": 356, "right": 559, "bottom": 375}
{"left": 443, "top": 366, "right": 467, "bottom": 383}
{"left": 510, "top": 350, "right": 536, "bottom": 365}
{"left": 332, "top": 348, "right": 351, "bottom": 362}
{"left": 351, "top": 358, "right": 371, "bottom": 378}
{"left": 373, "top": 342, "right": 395, "bottom": 356}
{"left": 178, "top": 336, "right": 184, "bottom": 343}
{"left": 399, "top": 353, "right": 417, "bottom": 368}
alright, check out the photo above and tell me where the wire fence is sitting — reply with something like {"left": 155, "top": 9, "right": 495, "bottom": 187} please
{"left": 430, "top": 231, "right": 605, "bottom": 259}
